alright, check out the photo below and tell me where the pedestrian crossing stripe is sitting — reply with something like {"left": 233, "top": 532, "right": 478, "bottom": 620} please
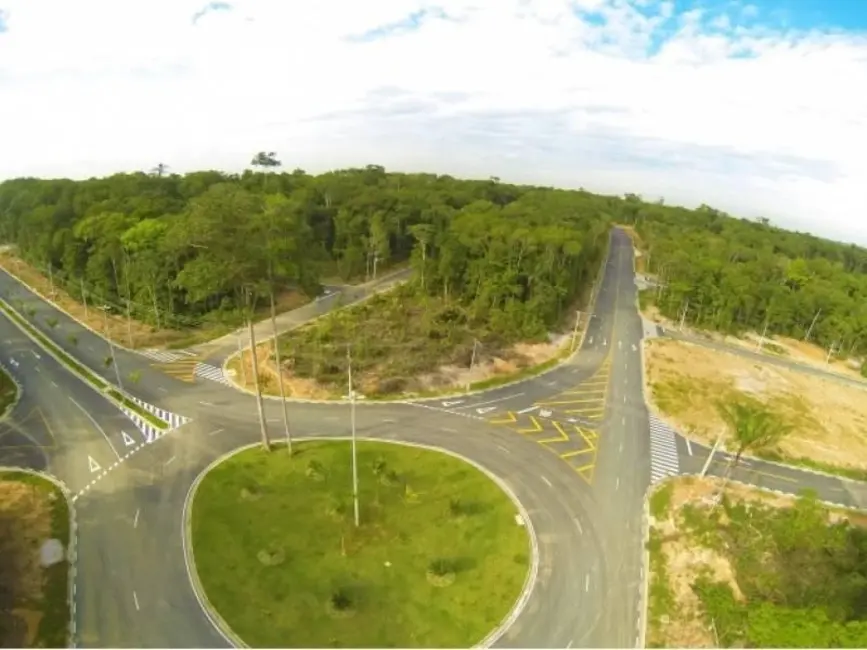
{"left": 125, "top": 394, "right": 191, "bottom": 430}
{"left": 649, "top": 415, "right": 680, "bottom": 483}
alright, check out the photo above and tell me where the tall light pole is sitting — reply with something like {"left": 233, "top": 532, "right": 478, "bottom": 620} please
{"left": 100, "top": 305, "right": 125, "bottom": 392}
{"left": 244, "top": 286, "right": 270, "bottom": 451}
{"left": 804, "top": 308, "right": 821, "bottom": 342}
{"left": 570, "top": 310, "right": 582, "bottom": 352}
{"left": 346, "top": 344, "right": 360, "bottom": 527}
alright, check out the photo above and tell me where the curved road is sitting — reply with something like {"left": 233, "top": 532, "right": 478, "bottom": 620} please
{"left": 1, "top": 229, "right": 858, "bottom": 648}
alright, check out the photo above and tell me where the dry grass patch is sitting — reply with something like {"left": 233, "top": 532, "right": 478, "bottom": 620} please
{"left": 0, "top": 473, "right": 70, "bottom": 648}
{"left": 0, "top": 252, "right": 308, "bottom": 350}
{"left": 645, "top": 338, "right": 867, "bottom": 473}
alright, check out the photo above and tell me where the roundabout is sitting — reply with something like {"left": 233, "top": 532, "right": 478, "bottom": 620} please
{"left": 183, "top": 438, "right": 538, "bottom": 648}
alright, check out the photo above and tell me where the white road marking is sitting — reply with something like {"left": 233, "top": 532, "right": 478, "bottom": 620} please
{"left": 51, "top": 381, "right": 58, "bottom": 388}
{"left": 158, "top": 387, "right": 168, "bottom": 392}
{"left": 585, "top": 574, "right": 590, "bottom": 592}
{"left": 541, "top": 475, "right": 552, "bottom": 488}
{"left": 622, "top": 416, "right": 626, "bottom": 425}
{"left": 517, "top": 405, "right": 539, "bottom": 414}
{"left": 686, "top": 439, "right": 693, "bottom": 456}
{"left": 616, "top": 477, "right": 620, "bottom": 490}
{"left": 567, "top": 640, "right": 574, "bottom": 649}
{"left": 382, "top": 418, "right": 396, "bottom": 423}
{"left": 267, "top": 418, "right": 280, "bottom": 423}
{"left": 574, "top": 517, "right": 583, "bottom": 535}
{"left": 497, "top": 445, "right": 511, "bottom": 454}
{"left": 199, "top": 401, "right": 215, "bottom": 406}
{"left": 133, "top": 591, "right": 140, "bottom": 611}
{"left": 455, "top": 392, "right": 524, "bottom": 410}
{"left": 31, "top": 350, "right": 40, "bottom": 359}
{"left": 443, "top": 427, "right": 458, "bottom": 433}
{"left": 165, "top": 456, "right": 176, "bottom": 466}
{"left": 133, "top": 508, "right": 139, "bottom": 528}
{"left": 87, "top": 455, "right": 101, "bottom": 473}
{"left": 619, "top": 441, "right": 624, "bottom": 453}
{"left": 69, "top": 396, "right": 122, "bottom": 461}
{"left": 121, "top": 431, "right": 136, "bottom": 447}
{"left": 207, "top": 428, "right": 224, "bottom": 436}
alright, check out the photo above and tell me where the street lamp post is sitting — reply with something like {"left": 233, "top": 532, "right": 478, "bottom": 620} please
{"left": 100, "top": 305, "right": 125, "bottom": 392}
{"left": 346, "top": 344, "right": 360, "bottom": 527}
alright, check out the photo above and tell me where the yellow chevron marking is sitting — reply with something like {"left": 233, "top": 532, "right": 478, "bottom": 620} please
{"left": 489, "top": 411, "right": 518, "bottom": 425}
{"left": 517, "top": 416, "right": 543, "bottom": 434}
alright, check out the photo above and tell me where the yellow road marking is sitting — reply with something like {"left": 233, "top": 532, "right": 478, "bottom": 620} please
{"left": 152, "top": 359, "right": 198, "bottom": 382}
{"left": 489, "top": 411, "right": 518, "bottom": 425}
{"left": 561, "top": 448, "right": 595, "bottom": 459}
{"left": 577, "top": 428, "right": 598, "bottom": 447}
{"left": 575, "top": 464, "right": 596, "bottom": 484}
{"left": 518, "top": 416, "right": 543, "bottom": 434}
{"left": 538, "top": 421, "right": 570, "bottom": 444}
{"left": 564, "top": 406, "right": 605, "bottom": 415}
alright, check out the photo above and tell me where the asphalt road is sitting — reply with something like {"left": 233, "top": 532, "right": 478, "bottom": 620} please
{"left": 2, "top": 229, "right": 864, "bottom": 648}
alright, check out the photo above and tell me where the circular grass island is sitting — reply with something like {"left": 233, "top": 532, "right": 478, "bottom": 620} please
{"left": 188, "top": 440, "right": 534, "bottom": 648}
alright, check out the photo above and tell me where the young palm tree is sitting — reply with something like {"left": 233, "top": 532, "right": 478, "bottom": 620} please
{"left": 716, "top": 398, "right": 792, "bottom": 469}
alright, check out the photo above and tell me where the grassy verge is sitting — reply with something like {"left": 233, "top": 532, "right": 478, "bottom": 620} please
{"left": 190, "top": 440, "right": 530, "bottom": 648}
{"left": 0, "top": 364, "right": 18, "bottom": 417}
{"left": 648, "top": 476, "right": 867, "bottom": 648}
{"left": 0, "top": 471, "right": 71, "bottom": 648}
{"left": 0, "top": 298, "right": 166, "bottom": 430}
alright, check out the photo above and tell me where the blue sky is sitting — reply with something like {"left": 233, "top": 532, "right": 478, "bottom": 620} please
{"left": 0, "top": 0, "right": 865, "bottom": 243}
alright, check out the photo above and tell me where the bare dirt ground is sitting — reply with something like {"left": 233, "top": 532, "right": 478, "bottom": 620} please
{"left": 645, "top": 338, "right": 867, "bottom": 471}
{"left": 0, "top": 479, "right": 54, "bottom": 647}
{"left": 227, "top": 335, "right": 572, "bottom": 399}
{"left": 0, "top": 252, "right": 307, "bottom": 350}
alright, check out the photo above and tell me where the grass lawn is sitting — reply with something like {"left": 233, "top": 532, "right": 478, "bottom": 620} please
{"left": 0, "top": 471, "right": 71, "bottom": 648}
{"left": 190, "top": 440, "right": 531, "bottom": 648}
{"left": 0, "top": 366, "right": 17, "bottom": 416}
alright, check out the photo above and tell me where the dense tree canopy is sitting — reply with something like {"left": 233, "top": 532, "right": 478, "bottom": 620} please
{"left": 0, "top": 165, "right": 614, "bottom": 338}
{"left": 625, "top": 200, "right": 867, "bottom": 359}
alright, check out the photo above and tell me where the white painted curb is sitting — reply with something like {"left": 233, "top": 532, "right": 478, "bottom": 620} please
{"left": 182, "top": 437, "right": 541, "bottom": 650}
{"left": 0, "top": 467, "right": 77, "bottom": 648}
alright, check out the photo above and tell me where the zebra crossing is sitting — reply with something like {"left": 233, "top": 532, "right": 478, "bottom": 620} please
{"left": 139, "top": 348, "right": 232, "bottom": 386}
{"left": 648, "top": 415, "right": 680, "bottom": 483}
{"left": 120, "top": 394, "right": 192, "bottom": 444}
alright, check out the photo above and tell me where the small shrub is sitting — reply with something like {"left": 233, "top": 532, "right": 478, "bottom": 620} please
{"left": 103, "top": 356, "right": 113, "bottom": 368}
{"left": 326, "top": 587, "right": 356, "bottom": 618}
{"left": 67, "top": 333, "right": 78, "bottom": 346}
{"left": 426, "top": 558, "right": 456, "bottom": 587}
{"left": 305, "top": 460, "right": 326, "bottom": 481}
{"left": 46, "top": 316, "right": 58, "bottom": 328}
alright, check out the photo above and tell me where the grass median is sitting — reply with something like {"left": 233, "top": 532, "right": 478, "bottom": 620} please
{"left": 0, "top": 471, "right": 71, "bottom": 648}
{"left": 190, "top": 440, "right": 531, "bottom": 648}
{"left": 0, "top": 299, "right": 166, "bottom": 430}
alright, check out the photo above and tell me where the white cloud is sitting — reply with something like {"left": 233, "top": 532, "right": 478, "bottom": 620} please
{"left": 1, "top": 0, "right": 865, "bottom": 243}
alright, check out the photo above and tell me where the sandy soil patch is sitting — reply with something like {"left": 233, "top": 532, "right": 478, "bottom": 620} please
{"left": 0, "top": 479, "right": 54, "bottom": 647}
{"left": 0, "top": 252, "right": 307, "bottom": 350}
{"left": 645, "top": 338, "right": 867, "bottom": 471}
{"left": 228, "top": 335, "right": 572, "bottom": 399}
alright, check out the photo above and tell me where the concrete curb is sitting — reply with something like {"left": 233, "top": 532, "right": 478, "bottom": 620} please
{"left": 222, "top": 232, "right": 613, "bottom": 406}
{"left": 0, "top": 359, "right": 23, "bottom": 420}
{"left": 0, "top": 467, "right": 77, "bottom": 648}
{"left": 181, "top": 437, "right": 541, "bottom": 650}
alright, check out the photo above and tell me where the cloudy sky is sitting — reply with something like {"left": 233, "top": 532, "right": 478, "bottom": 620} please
{"left": 1, "top": 0, "right": 865, "bottom": 243}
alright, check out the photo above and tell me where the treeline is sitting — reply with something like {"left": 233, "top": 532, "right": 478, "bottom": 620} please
{"left": 0, "top": 163, "right": 613, "bottom": 336}
{"left": 626, "top": 198, "right": 867, "bottom": 359}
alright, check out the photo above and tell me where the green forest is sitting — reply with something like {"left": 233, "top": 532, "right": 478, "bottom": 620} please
{"left": 0, "top": 163, "right": 611, "bottom": 355}
{"left": 651, "top": 487, "right": 867, "bottom": 648}
{"left": 625, "top": 199, "right": 867, "bottom": 362}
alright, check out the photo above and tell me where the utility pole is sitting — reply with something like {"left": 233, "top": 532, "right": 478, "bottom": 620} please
{"left": 825, "top": 341, "right": 838, "bottom": 366}
{"left": 245, "top": 287, "right": 270, "bottom": 451}
{"left": 804, "top": 308, "right": 821, "bottom": 342}
{"left": 756, "top": 320, "right": 769, "bottom": 352}
{"left": 47, "top": 263, "right": 55, "bottom": 299}
{"left": 570, "top": 310, "right": 583, "bottom": 352}
{"left": 80, "top": 278, "right": 89, "bottom": 319}
{"left": 100, "top": 306, "right": 124, "bottom": 392}
{"left": 678, "top": 299, "right": 689, "bottom": 331}
{"left": 236, "top": 333, "right": 247, "bottom": 385}
{"left": 347, "top": 344, "right": 360, "bottom": 527}
{"left": 270, "top": 291, "right": 292, "bottom": 455}
{"left": 700, "top": 429, "right": 725, "bottom": 477}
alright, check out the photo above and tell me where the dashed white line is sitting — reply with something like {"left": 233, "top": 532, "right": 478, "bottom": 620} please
{"left": 133, "top": 508, "right": 139, "bottom": 529}
{"left": 199, "top": 401, "right": 215, "bottom": 407}
{"left": 51, "top": 381, "right": 58, "bottom": 388}
{"left": 164, "top": 456, "right": 176, "bottom": 466}
{"left": 585, "top": 574, "right": 590, "bottom": 592}
{"left": 133, "top": 591, "right": 140, "bottom": 611}
{"left": 686, "top": 439, "right": 693, "bottom": 456}
{"left": 616, "top": 477, "right": 620, "bottom": 490}
{"left": 454, "top": 392, "right": 524, "bottom": 410}
{"left": 497, "top": 444, "right": 511, "bottom": 454}
{"left": 207, "top": 428, "right": 224, "bottom": 436}
{"left": 622, "top": 416, "right": 626, "bottom": 425}
{"left": 574, "top": 517, "right": 583, "bottom": 535}
{"left": 443, "top": 427, "right": 458, "bottom": 433}
{"left": 541, "top": 475, "right": 553, "bottom": 488}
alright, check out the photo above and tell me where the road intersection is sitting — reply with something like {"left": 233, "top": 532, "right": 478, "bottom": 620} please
{"left": 1, "top": 228, "right": 865, "bottom": 648}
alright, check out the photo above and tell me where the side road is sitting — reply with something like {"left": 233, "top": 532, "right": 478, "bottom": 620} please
{"left": 196, "top": 268, "right": 412, "bottom": 361}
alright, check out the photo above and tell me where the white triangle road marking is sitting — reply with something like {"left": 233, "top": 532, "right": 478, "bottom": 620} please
{"left": 442, "top": 400, "right": 464, "bottom": 407}
{"left": 476, "top": 406, "right": 497, "bottom": 414}
{"left": 88, "top": 455, "right": 102, "bottom": 473}
{"left": 122, "top": 431, "right": 137, "bottom": 447}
